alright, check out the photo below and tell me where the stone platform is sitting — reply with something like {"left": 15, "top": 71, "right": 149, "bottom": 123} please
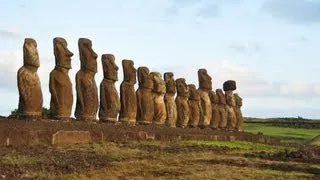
{"left": 0, "top": 118, "right": 280, "bottom": 146}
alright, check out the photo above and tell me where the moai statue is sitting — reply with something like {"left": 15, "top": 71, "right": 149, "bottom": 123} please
{"left": 175, "top": 78, "right": 189, "bottom": 128}
{"left": 49, "top": 37, "right": 73, "bottom": 121}
{"left": 164, "top": 72, "right": 177, "bottom": 127}
{"left": 224, "top": 80, "right": 237, "bottom": 130}
{"left": 99, "top": 54, "right": 120, "bottom": 123}
{"left": 150, "top": 72, "right": 167, "bottom": 125}
{"left": 234, "top": 93, "right": 244, "bottom": 131}
{"left": 216, "top": 89, "right": 227, "bottom": 129}
{"left": 74, "top": 38, "right": 98, "bottom": 122}
{"left": 136, "top": 66, "right": 154, "bottom": 125}
{"left": 119, "top": 60, "right": 137, "bottom": 124}
{"left": 198, "top": 69, "right": 212, "bottom": 129}
{"left": 17, "top": 38, "right": 43, "bottom": 120}
{"left": 188, "top": 84, "right": 201, "bottom": 128}
{"left": 209, "top": 90, "right": 220, "bottom": 129}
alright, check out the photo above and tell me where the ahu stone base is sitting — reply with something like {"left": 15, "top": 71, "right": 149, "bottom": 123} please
{"left": 0, "top": 118, "right": 280, "bottom": 147}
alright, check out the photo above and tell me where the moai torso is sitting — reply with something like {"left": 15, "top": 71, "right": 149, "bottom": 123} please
{"left": 188, "top": 84, "right": 200, "bottom": 128}
{"left": 136, "top": 67, "right": 154, "bottom": 124}
{"left": 209, "top": 90, "right": 220, "bottom": 129}
{"left": 99, "top": 54, "right": 120, "bottom": 123}
{"left": 17, "top": 38, "right": 43, "bottom": 120}
{"left": 234, "top": 93, "right": 244, "bottom": 131}
{"left": 198, "top": 69, "right": 212, "bottom": 128}
{"left": 74, "top": 38, "right": 98, "bottom": 122}
{"left": 151, "top": 72, "right": 167, "bottom": 125}
{"left": 164, "top": 72, "right": 177, "bottom": 127}
{"left": 49, "top": 37, "right": 73, "bottom": 121}
{"left": 216, "top": 89, "right": 227, "bottom": 129}
{"left": 119, "top": 60, "right": 137, "bottom": 124}
{"left": 175, "top": 78, "right": 189, "bottom": 128}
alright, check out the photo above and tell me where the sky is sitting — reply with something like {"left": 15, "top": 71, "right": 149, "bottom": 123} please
{"left": 0, "top": 0, "right": 320, "bottom": 119}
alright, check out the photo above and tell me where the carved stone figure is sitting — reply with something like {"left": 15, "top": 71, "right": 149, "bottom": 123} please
{"left": 49, "top": 37, "right": 73, "bottom": 121}
{"left": 188, "top": 84, "right": 200, "bottom": 128}
{"left": 223, "top": 80, "right": 236, "bottom": 91}
{"left": 216, "top": 89, "right": 227, "bottom": 129}
{"left": 226, "top": 90, "right": 237, "bottom": 130}
{"left": 119, "top": 60, "right": 137, "bottom": 124}
{"left": 175, "top": 78, "right": 189, "bottom": 128}
{"left": 136, "top": 66, "right": 154, "bottom": 125}
{"left": 234, "top": 93, "right": 244, "bottom": 131}
{"left": 209, "top": 90, "right": 220, "bottom": 129}
{"left": 150, "top": 72, "right": 166, "bottom": 125}
{"left": 198, "top": 69, "right": 212, "bottom": 128}
{"left": 74, "top": 38, "right": 98, "bottom": 122}
{"left": 17, "top": 38, "right": 43, "bottom": 120}
{"left": 99, "top": 54, "right": 120, "bottom": 123}
{"left": 164, "top": 72, "right": 177, "bottom": 127}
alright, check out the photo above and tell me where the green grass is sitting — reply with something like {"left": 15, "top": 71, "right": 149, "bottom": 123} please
{"left": 244, "top": 123, "right": 320, "bottom": 144}
{"left": 180, "top": 140, "right": 292, "bottom": 152}
{"left": 256, "top": 169, "right": 311, "bottom": 180}
{"left": 0, "top": 155, "right": 40, "bottom": 165}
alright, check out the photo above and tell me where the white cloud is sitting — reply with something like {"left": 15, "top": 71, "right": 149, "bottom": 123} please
{"left": 0, "top": 25, "right": 21, "bottom": 39}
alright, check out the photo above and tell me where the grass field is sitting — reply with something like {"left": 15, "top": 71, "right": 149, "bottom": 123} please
{"left": 245, "top": 123, "right": 320, "bottom": 144}
{"left": 0, "top": 122, "right": 319, "bottom": 179}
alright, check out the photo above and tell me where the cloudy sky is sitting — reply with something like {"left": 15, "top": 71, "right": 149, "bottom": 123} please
{"left": 1, "top": 0, "right": 320, "bottom": 119}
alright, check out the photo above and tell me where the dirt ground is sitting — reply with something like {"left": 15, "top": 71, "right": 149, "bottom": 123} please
{"left": 0, "top": 141, "right": 319, "bottom": 179}
{"left": 0, "top": 117, "right": 318, "bottom": 179}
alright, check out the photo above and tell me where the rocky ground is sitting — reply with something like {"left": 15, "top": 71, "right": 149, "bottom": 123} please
{"left": 0, "top": 117, "right": 318, "bottom": 179}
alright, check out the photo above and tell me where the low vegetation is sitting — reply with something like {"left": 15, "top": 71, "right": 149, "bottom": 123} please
{"left": 0, "top": 120, "right": 319, "bottom": 179}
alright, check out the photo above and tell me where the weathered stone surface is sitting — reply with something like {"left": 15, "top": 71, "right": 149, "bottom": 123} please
{"left": 198, "top": 69, "right": 212, "bottom": 128}
{"left": 209, "top": 90, "right": 220, "bottom": 129}
{"left": 234, "top": 93, "right": 244, "bottom": 131}
{"left": 75, "top": 38, "right": 98, "bottom": 122}
{"left": 164, "top": 72, "right": 177, "bottom": 127}
{"left": 216, "top": 89, "right": 227, "bottom": 129}
{"left": 137, "top": 131, "right": 156, "bottom": 140}
{"left": 188, "top": 84, "right": 200, "bottom": 128}
{"left": 49, "top": 37, "right": 73, "bottom": 121}
{"left": 119, "top": 60, "right": 137, "bottom": 124}
{"left": 150, "top": 72, "right": 167, "bottom": 125}
{"left": 52, "top": 130, "right": 91, "bottom": 145}
{"left": 136, "top": 67, "right": 154, "bottom": 125}
{"left": 223, "top": 80, "right": 237, "bottom": 91}
{"left": 225, "top": 90, "right": 237, "bottom": 130}
{"left": 175, "top": 78, "right": 189, "bottom": 128}
{"left": 198, "top": 69, "right": 212, "bottom": 90}
{"left": 18, "top": 38, "right": 43, "bottom": 120}
{"left": 99, "top": 54, "right": 120, "bottom": 123}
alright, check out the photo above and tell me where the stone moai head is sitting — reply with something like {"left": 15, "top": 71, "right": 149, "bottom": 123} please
{"left": 188, "top": 84, "right": 200, "bottom": 101}
{"left": 122, "top": 59, "right": 137, "bottom": 84}
{"left": 209, "top": 90, "right": 219, "bottom": 104}
{"left": 53, "top": 37, "right": 73, "bottom": 69}
{"left": 101, "top": 54, "right": 118, "bottom": 81}
{"left": 176, "top": 78, "right": 189, "bottom": 97}
{"left": 234, "top": 93, "right": 242, "bottom": 107}
{"left": 164, "top": 72, "right": 176, "bottom": 94}
{"left": 216, "top": 89, "right": 226, "bottom": 105}
{"left": 137, "top": 66, "right": 153, "bottom": 89}
{"left": 150, "top": 72, "right": 166, "bottom": 94}
{"left": 23, "top": 38, "right": 39, "bottom": 68}
{"left": 78, "top": 38, "right": 98, "bottom": 73}
{"left": 198, "top": 68, "right": 212, "bottom": 91}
